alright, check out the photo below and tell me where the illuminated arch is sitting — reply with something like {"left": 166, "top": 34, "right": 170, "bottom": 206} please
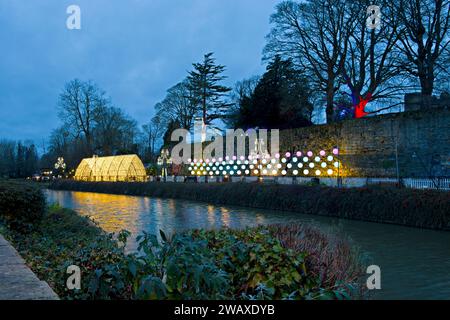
{"left": 74, "top": 155, "right": 147, "bottom": 182}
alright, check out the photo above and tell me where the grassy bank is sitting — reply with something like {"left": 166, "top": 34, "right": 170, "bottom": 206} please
{"left": 1, "top": 180, "right": 365, "bottom": 300}
{"left": 51, "top": 180, "right": 450, "bottom": 231}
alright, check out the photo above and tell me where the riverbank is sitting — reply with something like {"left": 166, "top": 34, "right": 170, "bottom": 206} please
{"left": 50, "top": 180, "right": 450, "bottom": 231}
{"left": 0, "top": 234, "right": 58, "bottom": 300}
{"left": 1, "top": 180, "right": 365, "bottom": 300}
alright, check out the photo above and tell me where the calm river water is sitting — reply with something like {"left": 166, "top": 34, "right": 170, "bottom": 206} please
{"left": 45, "top": 189, "right": 450, "bottom": 300}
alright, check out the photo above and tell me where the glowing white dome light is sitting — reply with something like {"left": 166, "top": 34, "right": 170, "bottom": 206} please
{"left": 303, "top": 169, "right": 309, "bottom": 175}
{"left": 309, "top": 163, "right": 315, "bottom": 168}
{"left": 293, "top": 170, "right": 299, "bottom": 175}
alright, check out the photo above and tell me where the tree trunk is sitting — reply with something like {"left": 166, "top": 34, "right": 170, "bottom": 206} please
{"left": 420, "top": 70, "right": 434, "bottom": 96}
{"left": 325, "top": 81, "right": 335, "bottom": 123}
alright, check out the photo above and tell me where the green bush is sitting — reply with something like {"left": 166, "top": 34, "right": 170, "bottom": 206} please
{"left": 0, "top": 181, "right": 46, "bottom": 230}
{"left": 1, "top": 204, "right": 363, "bottom": 300}
{"left": 2, "top": 204, "right": 132, "bottom": 299}
{"left": 120, "top": 227, "right": 360, "bottom": 300}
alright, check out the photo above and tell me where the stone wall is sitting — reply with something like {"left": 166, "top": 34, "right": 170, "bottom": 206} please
{"left": 280, "top": 107, "right": 450, "bottom": 178}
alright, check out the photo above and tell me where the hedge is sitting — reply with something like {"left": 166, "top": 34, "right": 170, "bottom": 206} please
{"left": 0, "top": 181, "right": 46, "bottom": 230}
{"left": 50, "top": 180, "right": 450, "bottom": 231}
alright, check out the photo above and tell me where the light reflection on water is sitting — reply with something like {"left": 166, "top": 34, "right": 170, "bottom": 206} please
{"left": 45, "top": 189, "right": 450, "bottom": 300}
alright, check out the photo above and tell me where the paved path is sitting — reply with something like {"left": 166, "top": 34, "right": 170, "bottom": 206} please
{"left": 0, "top": 234, "right": 59, "bottom": 300}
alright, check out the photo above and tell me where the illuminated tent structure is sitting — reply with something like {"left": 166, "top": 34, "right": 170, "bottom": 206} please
{"left": 74, "top": 155, "right": 147, "bottom": 182}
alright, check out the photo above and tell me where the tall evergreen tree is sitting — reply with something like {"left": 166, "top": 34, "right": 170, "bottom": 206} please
{"left": 187, "top": 53, "right": 232, "bottom": 125}
{"left": 235, "top": 56, "right": 313, "bottom": 130}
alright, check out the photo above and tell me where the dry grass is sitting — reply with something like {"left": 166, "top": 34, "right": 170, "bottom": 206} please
{"left": 269, "top": 224, "right": 365, "bottom": 294}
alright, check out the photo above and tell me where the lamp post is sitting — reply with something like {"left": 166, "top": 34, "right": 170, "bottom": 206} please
{"left": 250, "top": 138, "right": 269, "bottom": 183}
{"left": 157, "top": 148, "right": 172, "bottom": 182}
{"left": 333, "top": 146, "right": 342, "bottom": 188}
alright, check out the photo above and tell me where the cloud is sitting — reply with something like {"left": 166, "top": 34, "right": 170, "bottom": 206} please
{"left": 0, "top": 0, "right": 278, "bottom": 145}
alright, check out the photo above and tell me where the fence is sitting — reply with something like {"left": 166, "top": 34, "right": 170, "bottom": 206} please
{"left": 360, "top": 177, "right": 450, "bottom": 191}
{"left": 151, "top": 175, "right": 450, "bottom": 191}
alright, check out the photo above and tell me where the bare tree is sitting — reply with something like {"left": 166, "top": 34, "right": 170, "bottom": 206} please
{"left": 264, "top": 0, "right": 354, "bottom": 123}
{"left": 142, "top": 115, "right": 165, "bottom": 162}
{"left": 93, "top": 106, "right": 138, "bottom": 155}
{"left": 341, "top": 0, "right": 406, "bottom": 116}
{"left": 155, "top": 81, "right": 197, "bottom": 130}
{"left": 58, "top": 79, "right": 108, "bottom": 154}
{"left": 392, "top": 0, "right": 450, "bottom": 95}
{"left": 226, "top": 76, "right": 260, "bottom": 127}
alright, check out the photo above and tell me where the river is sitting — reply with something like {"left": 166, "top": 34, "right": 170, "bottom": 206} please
{"left": 45, "top": 189, "right": 450, "bottom": 300}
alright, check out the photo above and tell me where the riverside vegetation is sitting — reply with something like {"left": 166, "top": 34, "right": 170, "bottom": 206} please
{"left": 51, "top": 180, "right": 450, "bottom": 231}
{"left": 0, "top": 180, "right": 365, "bottom": 300}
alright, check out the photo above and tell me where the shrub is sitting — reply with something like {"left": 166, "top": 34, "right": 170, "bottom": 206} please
{"left": 0, "top": 181, "right": 46, "bottom": 230}
{"left": 1, "top": 203, "right": 363, "bottom": 300}
{"left": 126, "top": 227, "right": 363, "bottom": 300}
{"left": 2, "top": 204, "right": 132, "bottom": 300}
{"left": 269, "top": 224, "right": 364, "bottom": 294}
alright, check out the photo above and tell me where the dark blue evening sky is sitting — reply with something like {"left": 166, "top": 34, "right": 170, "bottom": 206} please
{"left": 0, "top": 0, "right": 279, "bottom": 147}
